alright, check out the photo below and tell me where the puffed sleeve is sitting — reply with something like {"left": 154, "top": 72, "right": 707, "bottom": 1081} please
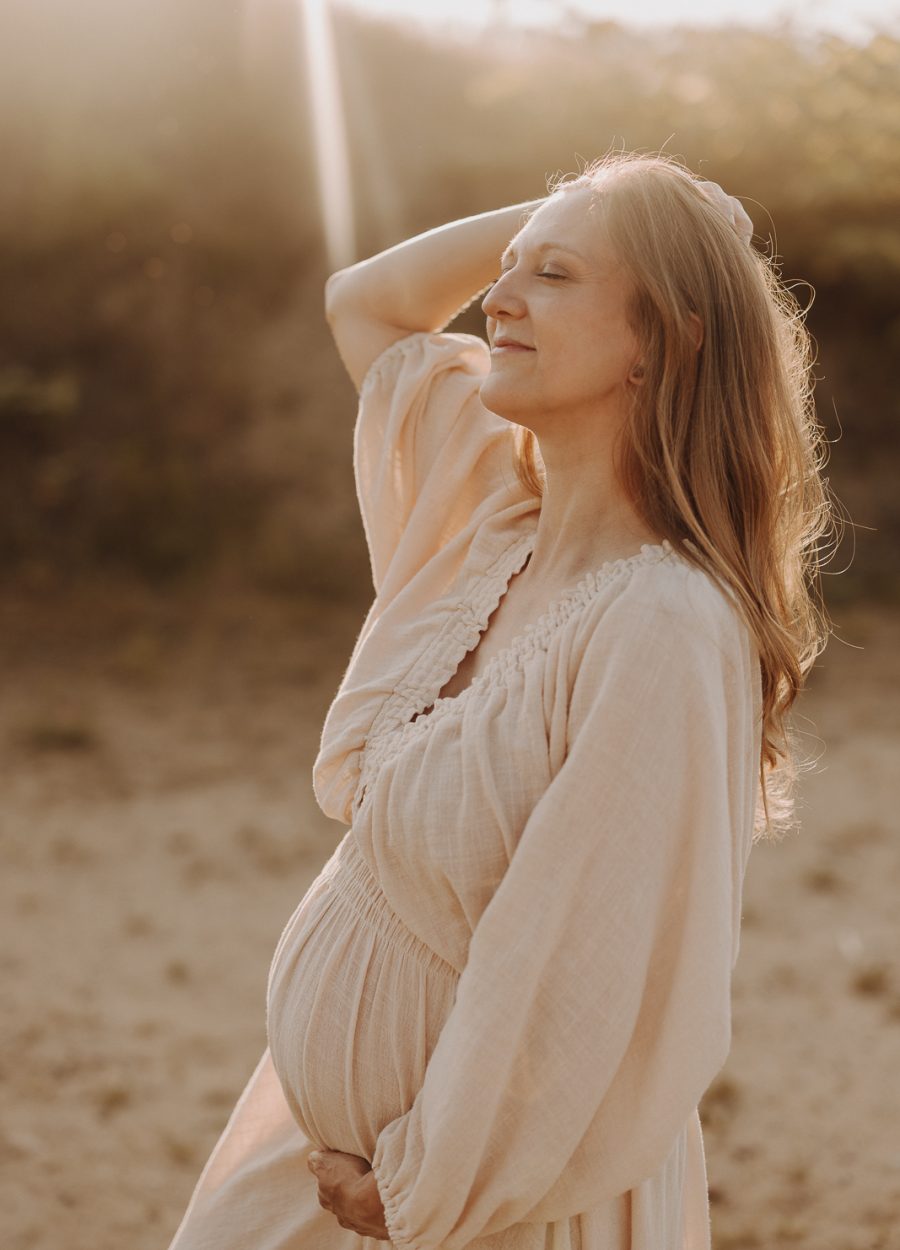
{"left": 370, "top": 571, "right": 762, "bottom": 1250}
{"left": 354, "top": 330, "right": 520, "bottom": 603}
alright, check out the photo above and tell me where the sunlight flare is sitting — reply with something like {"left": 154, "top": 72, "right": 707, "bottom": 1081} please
{"left": 298, "top": 0, "right": 356, "bottom": 270}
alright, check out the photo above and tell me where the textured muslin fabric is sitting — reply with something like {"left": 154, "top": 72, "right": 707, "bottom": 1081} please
{"left": 166, "top": 331, "right": 763, "bottom": 1250}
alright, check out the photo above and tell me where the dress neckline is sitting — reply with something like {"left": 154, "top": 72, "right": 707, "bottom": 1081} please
{"left": 409, "top": 545, "right": 535, "bottom": 724}
{"left": 353, "top": 528, "right": 677, "bottom": 815}
{"left": 421, "top": 532, "right": 675, "bottom": 717}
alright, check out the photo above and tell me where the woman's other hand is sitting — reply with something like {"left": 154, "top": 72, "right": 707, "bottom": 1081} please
{"left": 308, "top": 1149, "right": 391, "bottom": 1240}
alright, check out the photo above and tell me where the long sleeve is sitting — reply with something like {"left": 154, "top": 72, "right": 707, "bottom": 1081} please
{"left": 370, "top": 572, "right": 761, "bottom": 1250}
{"left": 311, "top": 330, "right": 534, "bottom": 827}
{"left": 353, "top": 330, "right": 521, "bottom": 603}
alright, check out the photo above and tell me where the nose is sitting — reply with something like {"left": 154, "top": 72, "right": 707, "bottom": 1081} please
{"left": 481, "top": 267, "right": 526, "bottom": 321}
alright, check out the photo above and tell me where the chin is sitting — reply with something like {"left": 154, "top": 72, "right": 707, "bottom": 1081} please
{"left": 478, "top": 376, "right": 529, "bottom": 426}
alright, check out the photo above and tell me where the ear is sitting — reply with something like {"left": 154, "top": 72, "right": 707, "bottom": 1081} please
{"left": 687, "top": 311, "right": 704, "bottom": 352}
{"left": 628, "top": 362, "right": 646, "bottom": 386}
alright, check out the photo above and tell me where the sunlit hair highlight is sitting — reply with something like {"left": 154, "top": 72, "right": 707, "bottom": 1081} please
{"left": 510, "top": 152, "right": 836, "bottom": 840}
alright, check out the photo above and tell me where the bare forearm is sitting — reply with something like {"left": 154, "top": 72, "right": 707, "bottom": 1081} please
{"left": 325, "top": 198, "right": 545, "bottom": 333}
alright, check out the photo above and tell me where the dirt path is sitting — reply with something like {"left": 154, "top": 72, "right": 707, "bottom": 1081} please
{"left": 1, "top": 585, "right": 897, "bottom": 1250}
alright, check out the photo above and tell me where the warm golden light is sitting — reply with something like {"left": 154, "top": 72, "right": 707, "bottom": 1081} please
{"left": 341, "top": 0, "right": 900, "bottom": 41}
{"left": 297, "top": 0, "right": 357, "bottom": 270}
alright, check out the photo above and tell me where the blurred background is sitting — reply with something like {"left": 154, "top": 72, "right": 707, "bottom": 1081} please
{"left": 1, "top": 2, "right": 898, "bottom": 1248}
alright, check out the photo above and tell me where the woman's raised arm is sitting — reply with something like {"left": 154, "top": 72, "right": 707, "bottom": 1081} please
{"left": 325, "top": 199, "right": 544, "bottom": 391}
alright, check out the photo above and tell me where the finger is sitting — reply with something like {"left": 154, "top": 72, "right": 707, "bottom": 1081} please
{"left": 311, "top": 1179, "right": 333, "bottom": 1212}
{"left": 323, "top": 1149, "right": 369, "bottom": 1170}
{"left": 338, "top": 1217, "right": 370, "bottom": 1237}
{"left": 730, "top": 199, "right": 754, "bottom": 245}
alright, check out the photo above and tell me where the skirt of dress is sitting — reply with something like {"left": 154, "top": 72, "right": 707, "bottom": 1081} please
{"left": 164, "top": 1046, "right": 376, "bottom": 1250}
{"left": 165, "top": 833, "right": 713, "bottom": 1250}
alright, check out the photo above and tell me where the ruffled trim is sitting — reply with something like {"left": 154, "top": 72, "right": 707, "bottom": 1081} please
{"left": 352, "top": 535, "right": 677, "bottom": 816}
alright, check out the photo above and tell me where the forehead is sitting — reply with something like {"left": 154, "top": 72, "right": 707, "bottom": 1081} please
{"left": 509, "top": 186, "right": 612, "bottom": 262}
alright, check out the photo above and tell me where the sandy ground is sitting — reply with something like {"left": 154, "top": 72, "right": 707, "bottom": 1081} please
{"left": 1, "top": 582, "right": 897, "bottom": 1250}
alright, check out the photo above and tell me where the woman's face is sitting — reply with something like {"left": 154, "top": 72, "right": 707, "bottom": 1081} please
{"left": 480, "top": 186, "right": 641, "bottom": 431}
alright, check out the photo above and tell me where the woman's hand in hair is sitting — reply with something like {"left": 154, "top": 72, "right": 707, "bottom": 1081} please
{"left": 696, "top": 180, "right": 754, "bottom": 246}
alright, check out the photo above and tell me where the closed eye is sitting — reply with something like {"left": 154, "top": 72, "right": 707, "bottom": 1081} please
{"left": 486, "top": 269, "right": 567, "bottom": 289}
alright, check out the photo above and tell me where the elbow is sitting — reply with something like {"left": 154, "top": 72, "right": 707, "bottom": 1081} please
{"left": 324, "top": 267, "right": 376, "bottom": 329}
{"left": 324, "top": 270, "right": 351, "bottom": 326}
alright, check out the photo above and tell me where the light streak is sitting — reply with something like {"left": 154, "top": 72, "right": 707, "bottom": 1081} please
{"left": 298, "top": 0, "right": 356, "bottom": 270}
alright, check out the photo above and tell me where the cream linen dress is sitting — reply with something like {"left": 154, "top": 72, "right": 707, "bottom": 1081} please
{"left": 166, "top": 331, "right": 763, "bottom": 1250}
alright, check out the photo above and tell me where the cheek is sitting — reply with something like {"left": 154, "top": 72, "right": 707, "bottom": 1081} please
{"left": 602, "top": 313, "right": 640, "bottom": 368}
{"left": 565, "top": 326, "right": 634, "bottom": 386}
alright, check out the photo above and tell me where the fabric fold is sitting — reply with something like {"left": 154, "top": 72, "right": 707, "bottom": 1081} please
{"left": 370, "top": 574, "right": 758, "bottom": 1250}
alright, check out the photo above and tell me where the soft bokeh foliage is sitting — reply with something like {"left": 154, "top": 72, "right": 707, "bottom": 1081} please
{"left": 1, "top": 0, "right": 897, "bottom": 598}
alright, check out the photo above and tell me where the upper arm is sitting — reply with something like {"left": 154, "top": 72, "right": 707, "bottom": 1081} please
{"left": 325, "top": 272, "right": 421, "bottom": 393}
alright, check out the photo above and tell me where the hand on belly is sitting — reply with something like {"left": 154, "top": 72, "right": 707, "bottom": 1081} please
{"left": 308, "top": 1149, "right": 390, "bottom": 1240}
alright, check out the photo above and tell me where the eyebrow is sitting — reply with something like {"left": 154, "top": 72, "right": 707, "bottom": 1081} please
{"left": 499, "top": 240, "right": 590, "bottom": 266}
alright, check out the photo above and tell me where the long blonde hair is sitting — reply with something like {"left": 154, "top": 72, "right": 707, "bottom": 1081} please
{"left": 512, "top": 152, "right": 835, "bottom": 840}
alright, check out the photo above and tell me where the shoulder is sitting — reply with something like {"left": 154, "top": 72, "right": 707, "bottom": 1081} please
{"left": 564, "top": 548, "right": 758, "bottom": 740}
{"left": 575, "top": 546, "right": 755, "bottom": 680}
{"left": 634, "top": 550, "right": 748, "bottom": 646}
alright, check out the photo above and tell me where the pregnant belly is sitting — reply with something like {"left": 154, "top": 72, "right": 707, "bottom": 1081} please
{"left": 266, "top": 832, "right": 458, "bottom": 1159}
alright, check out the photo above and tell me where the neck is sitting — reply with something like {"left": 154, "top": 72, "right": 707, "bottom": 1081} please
{"left": 522, "top": 423, "right": 662, "bottom": 587}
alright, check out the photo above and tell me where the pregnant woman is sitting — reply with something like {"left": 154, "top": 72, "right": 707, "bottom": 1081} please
{"left": 166, "top": 151, "right": 832, "bottom": 1250}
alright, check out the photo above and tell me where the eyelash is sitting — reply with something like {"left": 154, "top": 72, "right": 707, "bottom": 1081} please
{"left": 489, "top": 270, "right": 566, "bottom": 287}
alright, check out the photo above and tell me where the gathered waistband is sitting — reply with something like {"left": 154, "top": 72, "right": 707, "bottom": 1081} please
{"left": 323, "top": 833, "right": 458, "bottom": 979}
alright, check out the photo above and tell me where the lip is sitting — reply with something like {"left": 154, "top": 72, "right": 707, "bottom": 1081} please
{"left": 491, "top": 337, "right": 534, "bottom": 352}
